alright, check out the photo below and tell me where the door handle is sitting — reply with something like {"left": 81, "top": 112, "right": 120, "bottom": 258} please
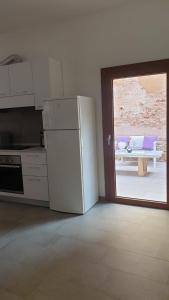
{"left": 107, "top": 134, "right": 112, "bottom": 146}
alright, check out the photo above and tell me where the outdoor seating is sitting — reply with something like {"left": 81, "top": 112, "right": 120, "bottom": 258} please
{"left": 115, "top": 135, "right": 158, "bottom": 168}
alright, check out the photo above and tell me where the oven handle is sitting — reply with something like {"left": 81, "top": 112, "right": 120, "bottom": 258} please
{"left": 0, "top": 164, "right": 21, "bottom": 168}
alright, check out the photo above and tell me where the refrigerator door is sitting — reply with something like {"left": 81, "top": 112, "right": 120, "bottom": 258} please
{"left": 46, "top": 130, "right": 84, "bottom": 213}
{"left": 43, "top": 98, "right": 80, "bottom": 130}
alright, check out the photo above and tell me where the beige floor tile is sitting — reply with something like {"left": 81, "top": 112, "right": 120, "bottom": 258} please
{"left": 48, "top": 236, "right": 108, "bottom": 264}
{"left": 103, "top": 269, "right": 169, "bottom": 300}
{"left": 1, "top": 201, "right": 169, "bottom": 300}
{"left": 28, "top": 277, "right": 115, "bottom": 300}
{"left": 156, "top": 240, "right": 169, "bottom": 262}
{"left": 57, "top": 220, "right": 162, "bottom": 257}
{"left": 102, "top": 247, "right": 169, "bottom": 283}
{"left": 0, "top": 289, "right": 24, "bottom": 300}
{"left": 0, "top": 290, "right": 24, "bottom": 300}
{"left": 38, "top": 256, "right": 111, "bottom": 292}
{"left": 0, "top": 257, "right": 48, "bottom": 297}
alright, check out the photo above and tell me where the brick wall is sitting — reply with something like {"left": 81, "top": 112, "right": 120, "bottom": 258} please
{"left": 113, "top": 74, "right": 166, "bottom": 160}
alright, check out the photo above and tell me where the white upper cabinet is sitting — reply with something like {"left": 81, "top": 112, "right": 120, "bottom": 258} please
{"left": 0, "top": 58, "right": 63, "bottom": 109}
{"left": 32, "top": 58, "right": 63, "bottom": 109}
{"left": 9, "top": 62, "right": 33, "bottom": 95}
{"left": 0, "top": 66, "right": 10, "bottom": 97}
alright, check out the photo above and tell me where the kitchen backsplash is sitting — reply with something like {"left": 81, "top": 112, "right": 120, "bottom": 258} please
{"left": 0, "top": 107, "right": 43, "bottom": 145}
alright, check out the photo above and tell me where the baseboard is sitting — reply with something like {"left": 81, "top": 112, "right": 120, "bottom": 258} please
{"left": 99, "top": 196, "right": 106, "bottom": 202}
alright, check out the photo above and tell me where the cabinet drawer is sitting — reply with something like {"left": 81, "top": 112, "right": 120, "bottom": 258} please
{"left": 23, "top": 176, "right": 49, "bottom": 201}
{"left": 22, "top": 164, "right": 47, "bottom": 176}
{"left": 21, "top": 152, "right": 46, "bottom": 165}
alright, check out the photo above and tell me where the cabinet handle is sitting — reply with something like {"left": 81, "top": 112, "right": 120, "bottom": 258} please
{"left": 26, "top": 155, "right": 39, "bottom": 158}
{"left": 27, "top": 166, "right": 40, "bottom": 169}
{"left": 28, "top": 178, "right": 41, "bottom": 182}
{"left": 14, "top": 91, "right": 30, "bottom": 95}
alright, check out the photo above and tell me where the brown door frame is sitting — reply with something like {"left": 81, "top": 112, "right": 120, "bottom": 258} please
{"left": 101, "top": 59, "right": 169, "bottom": 209}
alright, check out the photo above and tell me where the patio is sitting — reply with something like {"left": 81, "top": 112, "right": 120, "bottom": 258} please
{"left": 115, "top": 160, "right": 166, "bottom": 202}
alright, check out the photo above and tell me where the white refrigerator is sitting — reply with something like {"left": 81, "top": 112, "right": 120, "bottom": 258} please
{"left": 43, "top": 96, "right": 98, "bottom": 214}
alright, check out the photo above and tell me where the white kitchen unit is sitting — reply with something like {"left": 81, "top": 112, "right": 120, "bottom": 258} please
{"left": 32, "top": 58, "right": 63, "bottom": 109}
{"left": 9, "top": 61, "right": 33, "bottom": 95}
{"left": 0, "top": 66, "right": 10, "bottom": 97}
{"left": 0, "top": 94, "right": 35, "bottom": 109}
{"left": 43, "top": 96, "right": 98, "bottom": 214}
{"left": 22, "top": 150, "right": 49, "bottom": 201}
{"left": 0, "top": 148, "right": 49, "bottom": 204}
{"left": 0, "top": 58, "right": 63, "bottom": 110}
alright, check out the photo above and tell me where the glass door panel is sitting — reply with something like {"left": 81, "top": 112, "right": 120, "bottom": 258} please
{"left": 113, "top": 74, "right": 167, "bottom": 203}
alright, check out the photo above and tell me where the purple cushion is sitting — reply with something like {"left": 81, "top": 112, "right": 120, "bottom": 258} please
{"left": 116, "top": 136, "right": 129, "bottom": 143}
{"left": 143, "top": 136, "right": 157, "bottom": 150}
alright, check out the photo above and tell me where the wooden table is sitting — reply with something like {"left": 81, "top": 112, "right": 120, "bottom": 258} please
{"left": 115, "top": 150, "right": 163, "bottom": 176}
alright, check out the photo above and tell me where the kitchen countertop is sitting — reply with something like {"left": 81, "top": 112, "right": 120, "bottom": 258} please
{"left": 21, "top": 146, "right": 46, "bottom": 153}
{"left": 0, "top": 146, "right": 46, "bottom": 155}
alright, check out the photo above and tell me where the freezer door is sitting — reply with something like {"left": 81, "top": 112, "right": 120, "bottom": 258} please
{"left": 46, "top": 130, "right": 84, "bottom": 213}
{"left": 43, "top": 99, "right": 80, "bottom": 130}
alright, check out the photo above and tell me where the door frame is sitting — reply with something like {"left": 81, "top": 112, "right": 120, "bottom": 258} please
{"left": 101, "top": 59, "right": 169, "bottom": 209}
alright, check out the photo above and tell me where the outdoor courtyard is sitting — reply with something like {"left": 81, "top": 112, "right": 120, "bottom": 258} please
{"left": 115, "top": 160, "right": 166, "bottom": 202}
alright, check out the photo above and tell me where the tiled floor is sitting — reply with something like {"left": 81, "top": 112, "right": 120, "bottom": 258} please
{"left": 116, "top": 161, "right": 166, "bottom": 202}
{"left": 0, "top": 201, "right": 169, "bottom": 299}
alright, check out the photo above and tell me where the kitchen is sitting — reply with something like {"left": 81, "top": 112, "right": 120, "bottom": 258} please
{"left": 1, "top": 2, "right": 169, "bottom": 300}
{"left": 0, "top": 56, "right": 98, "bottom": 214}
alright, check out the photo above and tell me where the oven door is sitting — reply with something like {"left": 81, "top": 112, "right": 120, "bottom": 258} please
{"left": 0, "top": 164, "right": 24, "bottom": 193}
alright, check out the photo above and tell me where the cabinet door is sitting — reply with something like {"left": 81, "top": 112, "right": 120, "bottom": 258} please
{"left": 0, "top": 66, "right": 10, "bottom": 97}
{"left": 9, "top": 62, "right": 33, "bottom": 95}
{"left": 23, "top": 176, "right": 49, "bottom": 201}
{"left": 22, "top": 164, "right": 47, "bottom": 177}
{"left": 21, "top": 152, "right": 47, "bottom": 165}
{"left": 32, "top": 59, "right": 63, "bottom": 109}
{"left": 32, "top": 59, "right": 49, "bottom": 110}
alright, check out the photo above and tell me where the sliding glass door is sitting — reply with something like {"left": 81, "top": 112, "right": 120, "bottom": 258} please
{"left": 101, "top": 59, "right": 169, "bottom": 209}
{"left": 113, "top": 74, "right": 167, "bottom": 203}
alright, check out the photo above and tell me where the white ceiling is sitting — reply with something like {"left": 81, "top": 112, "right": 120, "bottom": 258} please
{"left": 0, "top": 0, "right": 128, "bottom": 33}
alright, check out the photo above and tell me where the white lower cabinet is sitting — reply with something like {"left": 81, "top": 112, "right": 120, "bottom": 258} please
{"left": 21, "top": 151, "right": 49, "bottom": 202}
{"left": 23, "top": 176, "right": 49, "bottom": 201}
{"left": 22, "top": 164, "right": 47, "bottom": 177}
{"left": 22, "top": 152, "right": 47, "bottom": 165}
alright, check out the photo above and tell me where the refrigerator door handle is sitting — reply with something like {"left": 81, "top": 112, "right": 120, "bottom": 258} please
{"left": 42, "top": 105, "right": 50, "bottom": 129}
{"left": 44, "top": 132, "right": 48, "bottom": 149}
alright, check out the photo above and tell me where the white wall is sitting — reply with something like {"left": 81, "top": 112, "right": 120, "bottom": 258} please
{"left": 0, "top": 0, "right": 169, "bottom": 196}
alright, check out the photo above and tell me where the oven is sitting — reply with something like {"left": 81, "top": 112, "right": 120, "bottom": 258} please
{"left": 0, "top": 155, "right": 23, "bottom": 194}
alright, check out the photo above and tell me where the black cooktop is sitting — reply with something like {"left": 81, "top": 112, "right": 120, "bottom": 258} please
{"left": 0, "top": 146, "right": 33, "bottom": 150}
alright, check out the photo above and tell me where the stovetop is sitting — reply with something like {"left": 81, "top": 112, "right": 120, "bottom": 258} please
{"left": 0, "top": 145, "right": 34, "bottom": 151}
